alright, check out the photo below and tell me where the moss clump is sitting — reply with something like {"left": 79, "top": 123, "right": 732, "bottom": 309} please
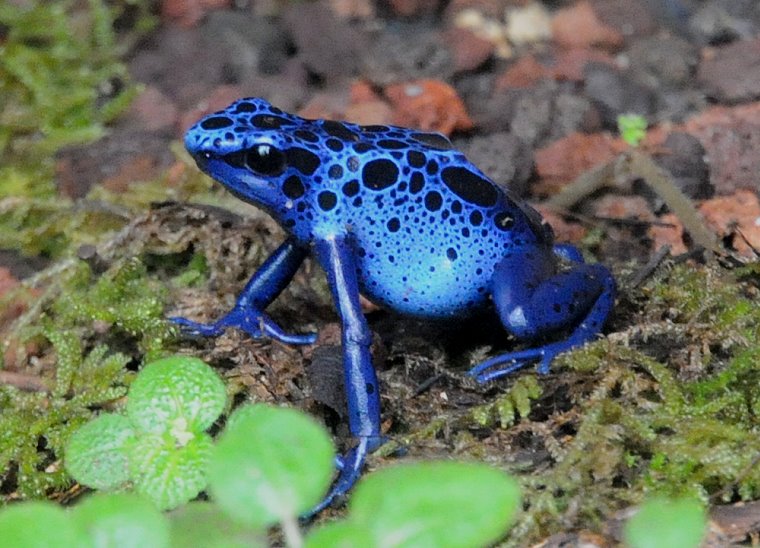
{"left": 504, "top": 261, "right": 760, "bottom": 545}
{"left": 1, "top": 258, "right": 173, "bottom": 500}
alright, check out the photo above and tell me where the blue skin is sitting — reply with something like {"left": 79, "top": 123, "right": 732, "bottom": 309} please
{"left": 174, "top": 98, "right": 616, "bottom": 512}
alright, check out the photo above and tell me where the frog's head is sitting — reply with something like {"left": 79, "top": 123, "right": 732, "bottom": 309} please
{"left": 184, "top": 98, "right": 321, "bottom": 214}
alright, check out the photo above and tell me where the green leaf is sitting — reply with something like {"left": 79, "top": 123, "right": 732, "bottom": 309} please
{"left": 65, "top": 413, "right": 135, "bottom": 490}
{"left": 208, "top": 404, "right": 335, "bottom": 528}
{"left": 0, "top": 501, "right": 86, "bottom": 547}
{"left": 350, "top": 461, "right": 521, "bottom": 548}
{"left": 73, "top": 493, "right": 170, "bottom": 548}
{"left": 623, "top": 497, "right": 706, "bottom": 548}
{"left": 127, "top": 356, "right": 227, "bottom": 435}
{"left": 305, "top": 521, "right": 369, "bottom": 548}
{"left": 617, "top": 114, "right": 648, "bottom": 147}
{"left": 169, "top": 502, "right": 266, "bottom": 548}
{"left": 128, "top": 432, "right": 214, "bottom": 511}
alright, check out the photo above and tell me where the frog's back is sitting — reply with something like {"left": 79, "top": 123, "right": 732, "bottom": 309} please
{"left": 185, "top": 98, "right": 553, "bottom": 317}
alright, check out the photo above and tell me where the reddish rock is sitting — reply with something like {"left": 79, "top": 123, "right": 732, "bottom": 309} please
{"left": 446, "top": 27, "right": 494, "bottom": 73}
{"left": 534, "top": 132, "right": 624, "bottom": 196}
{"left": 682, "top": 102, "right": 760, "bottom": 194}
{"left": 588, "top": 0, "right": 658, "bottom": 39}
{"left": 552, "top": 1, "right": 624, "bottom": 51}
{"left": 496, "top": 54, "right": 548, "bottom": 89}
{"left": 297, "top": 92, "right": 350, "bottom": 121}
{"left": 698, "top": 39, "right": 760, "bottom": 103}
{"left": 648, "top": 213, "right": 688, "bottom": 256}
{"left": 534, "top": 205, "right": 587, "bottom": 243}
{"left": 329, "top": 0, "right": 375, "bottom": 19}
{"left": 648, "top": 191, "right": 760, "bottom": 257}
{"left": 179, "top": 85, "right": 243, "bottom": 136}
{"left": 549, "top": 48, "right": 617, "bottom": 82}
{"left": 344, "top": 81, "right": 394, "bottom": 125}
{"left": 699, "top": 190, "right": 760, "bottom": 257}
{"left": 385, "top": 79, "right": 474, "bottom": 135}
{"left": 129, "top": 86, "right": 179, "bottom": 133}
{"left": 101, "top": 155, "right": 164, "bottom": 194}
{"left": 592, "top": 195, "right": 654, "bottom": 223}
{"left": 161, "top": 0, "right": 230, "bottom": 28}
{"left": 387, "top": 0, "right": 441, "bottom": 18}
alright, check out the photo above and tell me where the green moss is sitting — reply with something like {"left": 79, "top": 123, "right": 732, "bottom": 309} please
{"left": 0, "top": 257, "right": 175, "bottom": 499}
{"left": 505, "top": 262, "right": 760, "bottom": 545}
{"left": 469, "top": 376, "right": 542, "bottom": 429}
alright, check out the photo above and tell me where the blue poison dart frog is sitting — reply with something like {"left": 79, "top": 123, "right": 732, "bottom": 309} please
{"left": 174, "top": 97, "right": 616, "bottom": 512}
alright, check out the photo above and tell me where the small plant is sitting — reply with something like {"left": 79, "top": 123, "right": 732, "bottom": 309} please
{"left": 58, "top": 355, "right": 523, "bottom": 546}
{"left": 66, "top": 355, "right": 228, "bottom": 510}
{"left": 306, "top": 461, "right": 521, "bottom": 547}
{"left": 617, "top": 114, "right": 648, "bottom": 147}
{"left": 623, "top": 497, "right": 706, "bottom": 548}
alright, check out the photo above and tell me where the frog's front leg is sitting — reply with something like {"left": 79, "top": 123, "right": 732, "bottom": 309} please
{"left": 309, "top": 235, "right": 383, "bottom": 513}
{"left": 170, "top": 237, "right": 317, "bottom": 345}
{"left": 470, "top": 244, "right": 615, "bottom": 382}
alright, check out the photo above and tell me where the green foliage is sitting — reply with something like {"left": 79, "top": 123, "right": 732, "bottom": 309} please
{"left": 52, "top": 258, "right": 173, "bottom": 359}
{"left": 0, "top": 336, "right": 130, "bottom": 498}
{"left": 0, "top": 501, "right": 86, "bottom": 547}
{"left": 623, "top": 497, "right": 706, "bottom": 548}
{"left": 66, "top": 356, "right": 227, "bottom": 510}
{"left": 169, "top": 502, "right": 265, "bottom": 548}
{"left": 507, "top": 263, "right": 760, "bottom": 544}
{"left": 470, "top": 375, "right": 542, "bottom": 428}
{"left": 208, "top": 404, "right": 335, "bottom": 529}
{"left": 0, "top": 0, "right": 141, "bottom": 200}
{"left": 74, "top": 493, "right": 171, "bottom": 548}
{"left": 617, "top": 114, "right": 648, "bottom": 147}
{"left": 307, "top": 461, "right": 521, "bottom": 548}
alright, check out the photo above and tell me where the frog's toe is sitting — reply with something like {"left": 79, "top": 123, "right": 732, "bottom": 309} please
{"left": 468, "top": 342, "right": 568, "bottom": 383}
{"left": 261, "top": 319, "right": 317, "bottom": 345}
{"left": 169, "top": 316, "right": 225, "bottom": 337}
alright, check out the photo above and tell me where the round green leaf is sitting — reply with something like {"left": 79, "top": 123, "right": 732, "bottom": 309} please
{"left": 305, "top": 521, "right": 369, "bottom": 548}
{"left": 127, "top": 356, "right": 227, "bottom": 434}
{"left": 0, "top": 501, "right": 86, "bottom": 547}
{"left": 624, "top": 497, "right": 706, "bottom": 548}
{"left": 350, "top": 461, "right": 520, "bottom": 548}
{"left": 65, "top": 413, "right": 136, "bottom": 490}
{"left": 169, "top": 502, "right": 265, "bottom": 548}
{"left": 128, "top": 432, "right": 213, "bottom": 510}
{"left": 73, "top": 493, "right": 169, "bottom": 548}
{"left": 208, "top": 404, "right": 335, "bottom": 528}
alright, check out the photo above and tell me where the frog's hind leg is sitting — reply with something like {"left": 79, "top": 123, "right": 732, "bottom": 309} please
{"left": 469, "top": 244, "right": 615, "bottom": 382}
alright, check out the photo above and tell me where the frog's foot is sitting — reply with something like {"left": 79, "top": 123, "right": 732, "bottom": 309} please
{"left": 468, "top": 340, "right": 571, "bottom": 383}
{"left": 306, "top": 435, "right": 384, "bottom": 517}
{"left": 170, "top": 308, "right": 317, "bottom": 345}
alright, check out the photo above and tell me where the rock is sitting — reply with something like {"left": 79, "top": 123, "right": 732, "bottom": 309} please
{"left": 385, "top": 79, "right": 474, "bottom": 135}
{"left": 533, "top": 205, "right": 587, "bottom": 244}
{"left": 688, "top": 0, "right": 759, "bottom": 45}
{"left": 445, "top": 27, "right": 495, "bottom": 73}
{"left": 454, "top": 132, "right": 533, "bottom": 196}
{"left": 626, "top": 35, "right": 698, "bottom": 89}
{"left": 698, "top": 38, "right": 760, "bottom": 103}
{"left": 284, "top": 1, "right": 367, "bottom": 81}
{"left": 534, "top": 132, "right": 622, "bottom": 197}
{"left": 699, "top": 190, "right": 760, "bottom": 257}
{"left": 552, "top": 1, "right": 624, "bottom": 51}
{"left": 387, "top": 0, "right": 441, "bottom": 17}
{"left": 505, "top": 2, "right": 552, "bottom": 46}
{"left": 584, "top": 63, "right": 657, "bottom": 128}
{"left": 683, "top": 102, "right": 760, "bottom": 194}
{"left": 645, "top": 132, "right": 712, "bottom": 211}
{"left": 589, "top": 0, "right": 659, "bottom": 40}
{"left": 362, "top": 25, "right": 454, "bottom": 86}
{"left": 128, "top": 86, "right": 179, "bottom": 134}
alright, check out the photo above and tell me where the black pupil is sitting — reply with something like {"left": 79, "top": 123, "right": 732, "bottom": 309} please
{"left": 225, "top": 145, "right": 285, "bottom": 176}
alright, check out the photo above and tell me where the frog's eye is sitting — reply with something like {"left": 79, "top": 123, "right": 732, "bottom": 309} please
{"left": 226, "top": 144, "right": 286, "bottom": 176}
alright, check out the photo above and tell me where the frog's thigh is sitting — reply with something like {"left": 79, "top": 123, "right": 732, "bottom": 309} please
{"left": 491, "top": 247, "right": 605, "bottom": 340}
